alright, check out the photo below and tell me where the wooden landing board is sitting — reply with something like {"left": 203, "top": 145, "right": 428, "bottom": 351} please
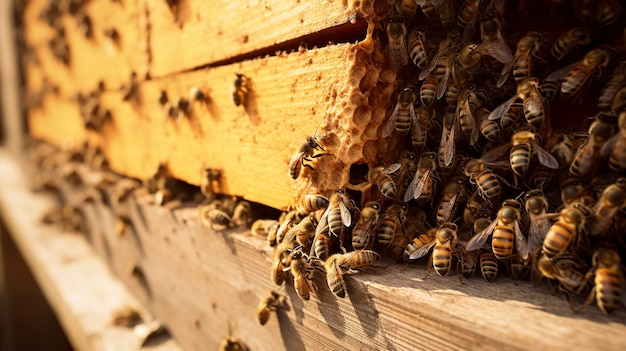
{"left": 0, "top": 150, "right": 183, "bottom": 351}
{"left": 147, "top": 0, "right": 352, "bottom": 77}
{"left": 47, "top": 163, "right": 626, "bottom": 351}
{"left": 29, "top": 42, "right": 359, "bottom": 210}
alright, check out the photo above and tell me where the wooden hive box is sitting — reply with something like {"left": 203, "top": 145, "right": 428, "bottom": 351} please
{"left": 14, "top": 0, "right": 626, "bottom": 350}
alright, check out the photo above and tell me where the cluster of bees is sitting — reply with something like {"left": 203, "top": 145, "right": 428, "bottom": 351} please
{"left": 250, "top": 0, "right": 626, "bottom": 320}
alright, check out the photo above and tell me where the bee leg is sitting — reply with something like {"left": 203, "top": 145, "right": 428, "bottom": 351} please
{"left": 572, "top": 288, "right": 596, "bottom": 314}
{"left": 423, "top": 255, "right": 433, "bottom": 280}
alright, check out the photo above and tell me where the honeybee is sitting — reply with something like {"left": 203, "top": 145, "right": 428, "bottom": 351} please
{"left": 288, "top": 134, "right": 326, "bottom": 180}
{"left": 256, "top": 291, "right": 283, "bottom": 325}
{"left": 546, "top": 45, "right": 616, "bottom": 100}
{"left": 579, "top": 247, "right": 623, "bottom": 314}
{"left": 316, "top": 189, "right": 352, "bottom": 238}
{"left": 498, "top": 32, "right": 543, "bottom": 87}
{"left": 403, "top": 230, "right": 436, "bottom": 261}
{"left": 198, "top": 199, "right": 231, "bottom": 230}
{"left": 462, "top": 157, "right": 508, "bottom": 205}
{"left": 436, "top": 177, "right": 468, "bottom": 225}
{"left": 560, "top": 178, "right": 585, "bottom": 206}
{"left": 404, "top": 151, "right": 437, "bottom": 204}
{"left": 232, "top": 73, "right": 248, "bottom": 106}
{"left": 600, "top": 110, "right": 626, "bottom": 172}
{"left": 478, "top": 106, "right": 502, "bottom": 143}
{"left": 598, "top": 60, "right": 626, "bottom": 112}
{"left": 386, "top": 16, "right": 409, "bottom": 71}
{"left": 296, "top": 194, "right": 329, "bottom": 216}
{"left": 396, "top": 0, "right": 418, "bottom": 18}
{"left": 472, "top": 12, "right": 513, "bottom": 64}
{"left": 458, "top": 84, "right": 486, "bottom": 145}
{"left": 420, "top": 75, "right": 438, "bottom": 108}
{"left": 488, "top": 77, "right": 546, "bottom": 130}
{"left": 418, "top": 32, "right": 462, "bottom": 85}
{"left": 383, "top": 88, "right": 421, "bottom": 142}
{"left": 251, "top": 219, "right": 279, "bottom": 239}
{"left": 287, "top": 249, "right": 325, "bottom": 301}
{"left": 411, "top": 222, "right": 459, "bottom": 277}
{"left": 325, "top": 250, "right": 380, "bottom": 298}
{"left": 589, "top": 183, "right": 626, "bottom": 236}
{"left": 466, "top": 199, "right": 525, "bottom": 262}
{"left": 534, "top": 252, "right": 590, "bottom": 307}
{"left": 523, "top": 190, "right": 551, "bottom": 261}
{"left": 483, "top": 129, "right": 559, "bottom": 179}
{"left": 551, "top": 27, "right": 591, "bottom": 61}
{"left": 458, "top": 246, "right": 478, "bottom": 279}
{"left": 351, "top": 201, "right": 382, "bottom": 250}
{"left": 479, "top": 251, "right": 499, "bottom": 282}
{"left": 457, "top": 0, "right": 481, "bottom": 41}
{"left": 311, "top": 228, "right": 330, "bottom": 260}
{"left": 284, "top": 215, "right": 318, "bottom": 248}
{"left": 377, "top": 203, "right": 408, "bottom": 251}
{"left": 271, "top": 239, "right": 297, "bottom": 285}
{"left": 438, "top": 107, "right": 457, "bottom": 169}
{"left": 570, "top": 113, "right": 617, "bottom": 179}
{"left": 407, "top": 27, "right": 428, "bottom": 69}
{"left": 542, "top": 199, "right": 591, "bottom": 258}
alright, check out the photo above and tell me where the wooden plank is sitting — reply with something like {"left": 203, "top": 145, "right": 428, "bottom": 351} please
{"left": 29, "top": 42, "right": 383, "bottom": 210}
{"left": 21, "top": 0, "right": 148, "bottom": 95}
{"left": 0, "top": 150, "right": 184, "bottom": 351}
{"left": 147, "top": 0, "right": 353, "bottom": 76}
{"left": 37, "top": 153, "right": 626, "bottom": 351}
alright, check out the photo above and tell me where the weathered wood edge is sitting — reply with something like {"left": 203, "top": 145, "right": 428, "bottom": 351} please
{"left": 0, "top": 149, "right": 184, "bottom": 351}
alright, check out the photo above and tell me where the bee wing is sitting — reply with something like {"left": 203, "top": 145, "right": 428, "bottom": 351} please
{"left": 388, "top": 29, "right": 409, "bottom": 69}
{"left": 339, "top": 200, "right": 352, "bottom": 228}
{"left": 442, "top": 194, "right": 458, "bottom": 221}
{"left": 463, "top": 98, "right": 480, "bottom": 146}
{"left": 404, "top": 171, "right": 420, "bottom": 202}
{"left": 436, "top": 64, "right": 452, "bottom": 100}
{"left": 528, "top": 214, "right": 550, "bottom": 254}
{"left": 497, "top": 56, "right": 515, "bottom": 87}
{"left": 514, "top": 219, "right": 531, "bottom": 261}
{"left": 288, "top": 151, "right": 306, "bottom": 176}
{"left": 462, "top": 14, "right": 479, "bottom": 43}
{"left": 533, "top": 142, "right": 560, "bottom": 169}
{"left": 473, "top": 39, "right": 513, "bottom": 64}
{"left": 466, "top": 218, "right": 498, "bottom": 251}
{"left": 315, "top": 207, "right": 330, "bottom": 236}
{"left": 409, "top": 240, "right": 437, "bottom": 260}
{"left": 481, "top": 141, "right": 512, "bottom": 162}
{"left": 444, "top": 124, "right": 456, "bottom": 166}
{"left": 382, "top": 103, "right": 401, "bottom": 138}
{"left": 410, "top": 106, "right": 424, "bottom": 143}
{"left": 384, "top": 162, "right": 402, "bottom": 174}
{"left": 488, "top": 94, "right": 518, "bottom": 121}
{"left": 600, "top": 134, "right": 619, "bottom": 157}
{"left": 546, "top": 62, "right": 578, "bottom": 81}
{"left": 419, "top": 43, "right": 447, "bottom": 80}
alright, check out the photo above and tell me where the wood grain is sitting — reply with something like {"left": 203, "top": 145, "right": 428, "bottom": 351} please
{"left": 147, "top": 0, "right": 352, "bottom": 77}
{"left": 0, "top": 150, "right": 184, "bottom": 351}
{"left": 29, "top": 43, "right": 360, "bottom": 210}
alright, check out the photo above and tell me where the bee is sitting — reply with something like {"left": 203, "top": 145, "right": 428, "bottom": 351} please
{"left": 404, "top": 151, "right": 437, "bottom": 204}
{"left": 288, "top": 134, "right": 326, "bottom": 180}
{"left": 438, "top": 107, "right": 457, "bottom": 169}
{"left": 232, "top": 201, "right": 253, "bottom": 228}
{"left": 542, "top": 199, "right": 591, "bottom": 258}
{"left": 396, "top": 0, "right": 418, "bottom": 18}
{"left": 457, "top": 84, "right": 485, "bottom": 145}
{"left": 458, "top": 246, "right": 478, "bottom": 279}
{"left": 198, "top": 199, "right": 231, "bottom": 230}
{"left": 539, "top": 79, "right": 561, "bottom": 101}
{"left": 418, "top": 32, "right": 461, "bottom": 85}
{"left": 368, "top": 164, "right": 401, "bottom": 199}
{"left": 462, "top": 157, "right": 508, "bottom": 206}
{"left": 385, "top": 16, "right": 409, "bottom": 71}
{"left": 316, "top": 189, "right": 352, "bottom": 238}
{"left": 472, "top": 12, "right": 513, "bottom": 64}
{"left": 546, "top": 45, "right": 616, "bottom": 100}
{"left": 560, "top": 178, "right": 586, "bottom": 206}
{"left": 200, "top": 168, "right": 221, "bottom": 199}
{"left": 570, "top": 113, "right": 617, "bottom": 179}
{"left": 232, "top": 73, "right": 248, "bottom": 106}
{"left": 534, "top": 252, "right": 590, "bottom": 308}
{"left": 420, "top": 75, "right": 438, "bottom": 108}
{"left": 601, "top": 110, "right": 626, "bottom": 172}
{"left": 256, "top": 291, "right": 283, "bottom": 325}
{"left": 251, "top": 219, "right": 279, "bottom": 239}
{"left": 188, "top": 86, "right": 206, "bottom": 102}
{"left": 325, "top": 250, "right": 380, "bottom": 298}
{"left": 483, "top": 129, "right": 559, "bottom": 179}
{"left": 592, "top": 0, "right": 622, "bottom": 28}
{"left": 551, "top": 27, "right": 591, "bottom": 61}
{"left": 407, "top": 27, "right": 428, "bottom": 69}
{"left": 219, "top": 323, "right": 250, "bottom": 351}
{"left": 351, "top": 201, "right": 382, "bottom": 250}
{"left": 383, "top": 88, "right": 420, "bottom": 141}
{"left": 287, "top": 249, "right": 324, "bottom": 301}
{"left": 284, "top": 215, "right": 318, "bottom": 248}
{"left": 480, "top": 251, "right": 499, "bottom": 282}
{"left": 403, "top": 230, "right": 436, "bottom": 261}
{"left": 457, "top": 0, "right": 481, "bottom": 41}
{"left": 296, "top": 194, "right": 329, "bottom": 216}
{"left": 478, "top": 106, "right": 502, "bottom": 143}
{"left": 498, "top": 32, "right": 543, "bottom": 87}
{"left": 589, "top": 183, "right": 626, "bottom": 236}
{"left": 436, "top": 177, "right": 468, "bottom": 225}
{"left": 271, "top": 240, "right": 297, "bottom": 285}
{"left": 523, "top": 190, "right": 551, "bottom": 261}
{"left": 412, "top": 222, "right": 459, "bottom": 277}
{"left": 466, "top": 199, "right": 525, "bottom": 262}
{"left": 393, "top": 150, "right": 419, "bottom": 196}
{"left": 377, "top": 203, "right": 408, "bottom": 251}
{"left": 598, "top": 60, "right": 626, "bottom": 112}
{"left": 579, "top": 247, "right": 623, "bottom": 314}
{"left": 489, "top": 77, "right": 546, "bottom": 130}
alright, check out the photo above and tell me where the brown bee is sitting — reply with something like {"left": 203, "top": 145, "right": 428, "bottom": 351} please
{"left": 256, "top": 291, "right": 283, "bottom": 325}
{"left": 288, "top": 134, "right": 326, "bottom": 180}
{"left": 232, "top": 73, "right": 248, "bottom": 106}
{"left": 385, "top": 16, "right": 409, "bottom": 71}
